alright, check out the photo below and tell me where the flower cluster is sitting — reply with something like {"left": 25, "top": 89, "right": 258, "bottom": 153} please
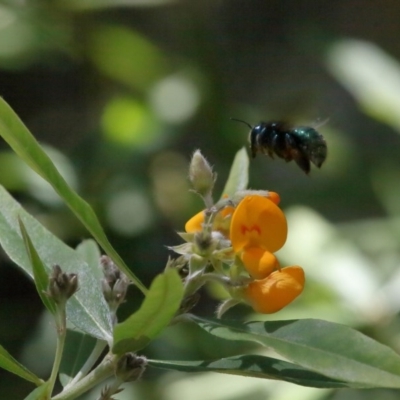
{"left": 172, "top": 150, "right": 305, "bottom": 316}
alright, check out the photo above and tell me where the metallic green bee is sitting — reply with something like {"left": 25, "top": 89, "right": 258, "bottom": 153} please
{"left": 232, "top": 119, "right": 327, "bottom": 174}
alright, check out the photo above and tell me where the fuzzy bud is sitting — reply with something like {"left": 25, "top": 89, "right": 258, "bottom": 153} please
{"left": 189, "top": 150, "right": 215, "bottom": 198}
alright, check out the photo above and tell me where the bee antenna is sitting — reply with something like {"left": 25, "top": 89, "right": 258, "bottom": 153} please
{"left": 230, "top": 118, "right": 253, "bottom": 130}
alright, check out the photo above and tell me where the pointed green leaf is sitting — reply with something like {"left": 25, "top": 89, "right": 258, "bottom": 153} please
{"left": 148, "top": 354, "right": 349, "bottom": 388}
{"left": 18, "top": 218, "right": 57, "bottom": 315}
{"left": 0, "top": 98, "right": 146, "bottom": 294}
{"left": 221, "top": 147, "right": 249, "bottom": 198}
{"left": 188, "top": 315, "right": 400, "bottom": 389}
{"left": 0, "top": 344, "right": 42, "bottom": 385}
{"left": 0, "top": 186, "right": 112, "bottom": 341}
{"left": 113, "top": 269, "right": 184, "bottom": 354}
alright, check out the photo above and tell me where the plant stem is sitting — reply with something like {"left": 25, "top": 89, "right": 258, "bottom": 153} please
{"left": 52, "top": 355, "right": 115, "bottom": 400}
{"left": 48, "top": 307, "right": 67, "bottom": 397}
{"left": 63, "top": 340, "right": 108, "bottom": 390}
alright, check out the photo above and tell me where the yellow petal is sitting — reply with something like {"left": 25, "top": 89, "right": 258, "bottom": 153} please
{"left": 245, "top": 266, "right": 305, "bottom": 313}
{"left": 241, "top": 247, "right": 279, "bottom": 279}
{"left": 185, "top": 210, "right": 205, "bottom": 233}
{"left": 230, "top": 195, "right": 287, "bottom": 253}
{"left": 185, "top": 206, "right": 235, "bottom": 236}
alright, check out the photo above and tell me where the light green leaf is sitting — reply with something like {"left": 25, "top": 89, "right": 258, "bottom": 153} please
{"left": 113, "top": 269, "right": 184, "bottom": 354}
{"left": 18, "top": 217, "right": 57, "bottom": 315}
{"left": 148, "top": 354, "right": 348, "bottom": 388}
{"left": 0, "top": 186, "right": 112, "bottom": 341}
{"left": 188, "top": 315, "right": 400, "bottom": 389}
{"left": 221, "top": 147, "right": 249, "bottom": 198}
{"left": 23, "top": 383, "right": 50, "bottom": 400}
{"left": 76, "top": 239, "right": 103, "bottom": 282}
{"left": 0, "top": 97, "right": 146, "bottom": 294}
{"left": 0, "top": 344, "right": 42, "bottom": 386}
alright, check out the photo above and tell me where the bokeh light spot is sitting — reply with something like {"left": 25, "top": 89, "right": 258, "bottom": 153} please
{"left": 102, "top": 96, "right": 160, "bottom": 148}
{"left": 106, "top": 189, "right": 153, "bottom": 236}
{"left": 149, "top": 73, "right": 200, "bottom": 123}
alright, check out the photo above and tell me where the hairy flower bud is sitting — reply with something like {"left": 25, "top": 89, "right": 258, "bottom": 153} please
{"left": 189, "top": 150, "right": 215, "bottom": 198}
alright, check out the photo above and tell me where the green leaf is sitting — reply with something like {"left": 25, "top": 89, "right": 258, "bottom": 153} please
{"left": 221, "top": 147, "right": 249, "bottom": 198}
{"left": 18, "top": 217, "right": 57, "bottom": 315}
{"left": 23, "top": 383, "right": 50, "bottom": 400}
{"left": 75, "top": 239, "right": 103, "bottom": 282}
{"left": 0, "top": 186, "right": 112, "bottom": 341}
{"left": 0, "top": 97, "right": 146, "bottom": 294}
{"left": 112, "top": 269, "right": 184, "bottom": 354}
{"left": 0, "top": 344, "right": 42, "bottom": 386}
{"left": 59, "top": 331, "right": 99, "bottom": 387}
{"left": 188, "top": 315, "right": 400, "bottom": 389}
{"left": 148, "top": 354, "right": 349, "bottom": 388}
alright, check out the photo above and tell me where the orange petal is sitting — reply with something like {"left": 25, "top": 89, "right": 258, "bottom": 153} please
{"left": 230, "top": 195, "right": 287, "bottom": 253}
{"left": 268, "top": 191, "right": 280, "bottom": 205}
{"left": 185, "top": 210, "right": 205, "bottom": 233}
{"left": 241, "top": 248, "right": 279, "bottom": 279}
{"left": 245, "top": 266, "right": 305, "bottom": 313}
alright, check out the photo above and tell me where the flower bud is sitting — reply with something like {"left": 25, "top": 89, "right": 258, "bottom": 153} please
{"left": 47, "top": 264, "right": 78, "bottom": 304}
{"left": 101, "top": 255, "right": 121, "bottom": 284}
{"left": 101, "top": 256, "right": 129, "bottom": 309}
{"left": 188, "top": 150, "right": 215, "bottom": 197}
{"left": 115, "top": 353, "right": 147, "bottom": 382}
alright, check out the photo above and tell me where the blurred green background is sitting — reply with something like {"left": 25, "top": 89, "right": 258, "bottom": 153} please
{"left": 2, "top": 0, "right": 400, "bottom": 399}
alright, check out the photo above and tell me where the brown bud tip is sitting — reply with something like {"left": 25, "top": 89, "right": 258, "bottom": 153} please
{"left": 115, "top": 353, "right": 147, "bottom": 382}
{"left": 47, "top": 264, "right": 79, "bottom": 304}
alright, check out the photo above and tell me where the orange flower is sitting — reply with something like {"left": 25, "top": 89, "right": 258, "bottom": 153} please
{"left": 245, "top": 266, "right": 305, "bottom": 313}
{"left": 240, "top": 247, "right": 279, "bottom": 279}
{"left": 185, "top": 206, "right": 235, "bottom": 236}
{"left": 230, "top": 195, "right": 287, "bottom": 254}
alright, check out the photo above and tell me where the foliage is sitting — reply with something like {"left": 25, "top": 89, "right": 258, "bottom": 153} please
{"left": 0, "top": 99, "right": 400, "bottom": 400}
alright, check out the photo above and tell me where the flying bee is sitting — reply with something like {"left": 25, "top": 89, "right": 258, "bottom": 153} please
{"left": 231, "top": 119, "right": 327, "bottom": 174}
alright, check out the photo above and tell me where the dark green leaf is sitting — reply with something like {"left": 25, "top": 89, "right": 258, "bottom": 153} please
{"left": 112, "top": 269, "right": 184, "bottom": 354}
{"left": 0, "top": 186, "right": 112, "bottom": 341}
{"left": 0, "top": 98, "right": 146, "bottom": 294}
{"left": 148, "top": 354, "right": 349, "bottom": 388}
{"left": 18, "top": 218, "right": 57, "bottom": 315}
{"left": 0, "top": 344, "right": 42, "bottom": 386}
{"left": 59, "top": 331, "right": 100, "bottom": 387}
{"left": 221, "top": 147, "right": 249, "bottom": 198}
{"left": 188, "top": 315, "right": 400, "bottom": 389}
